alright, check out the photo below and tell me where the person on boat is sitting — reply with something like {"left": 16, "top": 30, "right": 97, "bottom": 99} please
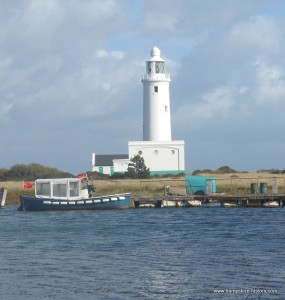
{"left": 87, "top": 182, "right": 96, "bottom": 197}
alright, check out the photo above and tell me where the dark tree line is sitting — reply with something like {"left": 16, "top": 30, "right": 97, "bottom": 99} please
{"left": 192, "top": 166, "right": 285, "bottom": 175}
{"left": 0, "top": 163, "right": 72, "bottom": 181}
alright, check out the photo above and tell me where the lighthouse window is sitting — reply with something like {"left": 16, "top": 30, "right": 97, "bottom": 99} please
{"left": 165, "top": 106, "right": 168, "bottom": 112}
{"left": 147, "top": 62, "right": 152, "bottom": 73}
{"left": 154, "top": 86, "right": 158, "bottom": 93}
{"left": 155, "top": 62, "right": 165, "bottom": 73}
{"left": 155, "top": 63, "right": 159, "bottom": 73}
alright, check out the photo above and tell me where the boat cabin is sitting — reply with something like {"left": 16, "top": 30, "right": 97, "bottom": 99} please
{"left": 35, "top": 178, "right": 89, "bottom": 200}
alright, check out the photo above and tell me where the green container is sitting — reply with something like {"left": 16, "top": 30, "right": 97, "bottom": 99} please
{"left": 260, "top": 183, "right": 267, "bottom": 194}
{"left": 185, "top": 176, "right": 216, "bottom": 195}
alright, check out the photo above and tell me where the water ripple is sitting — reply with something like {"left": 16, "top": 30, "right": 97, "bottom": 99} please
{"left": 0, "top": 206, "right": 284, "bottom": 299}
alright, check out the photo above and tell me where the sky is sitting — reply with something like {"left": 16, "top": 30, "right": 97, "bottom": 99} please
{"left": 1, "top": 0, "right": 285, "bottom": 175}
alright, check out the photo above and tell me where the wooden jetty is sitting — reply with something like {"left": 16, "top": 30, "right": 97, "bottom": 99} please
{"left": 132, "top": 194, "right": 285, "bottom": 208}
{"left": 131, "top": 175, "right": 285, "bottom": 208}
{"left": 207, "top": 194, "right": 285, "bottom": 207}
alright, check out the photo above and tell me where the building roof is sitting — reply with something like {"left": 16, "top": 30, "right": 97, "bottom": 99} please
{"left": 95, "top": 154, "right": 129, "bottom": 166}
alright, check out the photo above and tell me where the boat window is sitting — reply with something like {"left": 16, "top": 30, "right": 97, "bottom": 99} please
{"left": 53, "top": 183, "right": 67, "bottom": 197}
{"left": 36, "top": 182, "right": 51, "bottom": 197}
{"left": 69, "top": 181, "right": 80, "bottom": 197}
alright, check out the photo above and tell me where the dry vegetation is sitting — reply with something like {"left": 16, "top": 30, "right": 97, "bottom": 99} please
{"left": 2, "top": 172, "right": 285, "bottom": 205}
{"left": 0, "top": 181, "right": 32, "bottom": 205}
{"left": 202, "top": 172, "right": 285, "bottom": 194}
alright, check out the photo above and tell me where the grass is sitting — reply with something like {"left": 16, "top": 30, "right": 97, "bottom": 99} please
{"left": 0, "top": 181, "right": 34, "bottom": 205}
{"left": 2, "top": 172, "right": 285, "bottom": 205}
{"left": 201, "top": 172, "right": 285, "bottom": 194}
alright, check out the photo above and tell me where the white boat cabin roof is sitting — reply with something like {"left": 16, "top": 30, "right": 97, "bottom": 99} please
{"left": 35, "top": 178, "right": 81, "bottom": 184}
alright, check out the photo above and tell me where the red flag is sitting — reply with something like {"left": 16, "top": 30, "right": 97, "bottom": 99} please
{"left": 23, "top": 182, "right": 33, "bottom": 189}
{"left": 76, "top": 173, "right": 88, "bottom": 179}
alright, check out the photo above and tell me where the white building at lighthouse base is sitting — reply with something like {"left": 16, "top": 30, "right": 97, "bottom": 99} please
{"left": 128, "top": 140, "right": 185, "bottom": 176}
{"left": 91, "top": 140, "right": 185, "bottom": 176}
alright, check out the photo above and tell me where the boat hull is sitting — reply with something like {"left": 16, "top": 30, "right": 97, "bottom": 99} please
{"left": 18, "top": 193, "right": 131, "bottom": 211}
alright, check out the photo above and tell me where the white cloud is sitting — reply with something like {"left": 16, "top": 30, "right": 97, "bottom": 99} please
{"left": 0, "top": 57, "right": 12, "bottom": 69}
{"left": 200, "top": 86, "right": 236, "bottom": 118}
{"left": 143, "top": 10, "right": 179, "bottom": 34}
{"left": 21, "top": 0, "right": 62, "bottom": 35}
{"left": 230, "top": 16, "right": 281, "bottom": 54}
{"left": 253, "top": 59, "right": 285, "bottom": 105}
{"left": 174, "top": 86, "right": 236, "bottom": 129}
{"left": 0, "top": 102, "right": 13, "bottom": 117}
{"left": 95, "top": 49, "right": 124, "bottom": 60}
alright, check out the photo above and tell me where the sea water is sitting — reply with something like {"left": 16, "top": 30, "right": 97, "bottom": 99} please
{"left": 0, "top": 205, "right": 284, "bottom": 300}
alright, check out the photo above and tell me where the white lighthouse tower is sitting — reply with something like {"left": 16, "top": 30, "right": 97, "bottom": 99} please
{"left": 142, "top": 46, "right": 172, "bottom": 141}
{"left": 128, "top": 47, "right": 185, "bottom": 176}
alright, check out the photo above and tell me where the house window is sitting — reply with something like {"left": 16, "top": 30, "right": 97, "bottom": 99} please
{"left": 154, "top": 86, "right": 158, "bottom": 93}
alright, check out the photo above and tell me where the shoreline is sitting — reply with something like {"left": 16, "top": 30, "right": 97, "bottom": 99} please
{"left": 2, "top": 172, "right": 285, "bottom": 206}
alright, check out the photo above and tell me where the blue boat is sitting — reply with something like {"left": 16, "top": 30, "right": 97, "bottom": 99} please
{"left": 18, "top": 178, "right": 131, "bottom": 211}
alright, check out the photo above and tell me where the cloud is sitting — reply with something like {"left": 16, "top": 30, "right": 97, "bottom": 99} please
{"left": 174, "top": 86, "right": 236, "bottom": 130}
{"left": 229, "top": 15, "right": 283, "bottom": 57}
{"left": 1, "top": 0, "right": 285, "bottom": 173}
{"left": 0, "top": 102, "right": 13, "bottom": 118}
{"left": 253, "top": 59, "right": 285, "bottom": 105}
{"left": 141, "top": 0, "right": 269, "bottom": 37}
{"left": 95, "top": 49, "right": 124, "bottom": 60}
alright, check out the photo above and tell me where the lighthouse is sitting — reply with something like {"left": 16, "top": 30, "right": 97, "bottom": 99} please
{"left": 92, "top": 47, "right": 185, "bottom": 176}
{"left": 142, "top": 47, "right": 172, "bottom": 141}
{"left": 128, "top": 47, "right": 185, "bottom": 176}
